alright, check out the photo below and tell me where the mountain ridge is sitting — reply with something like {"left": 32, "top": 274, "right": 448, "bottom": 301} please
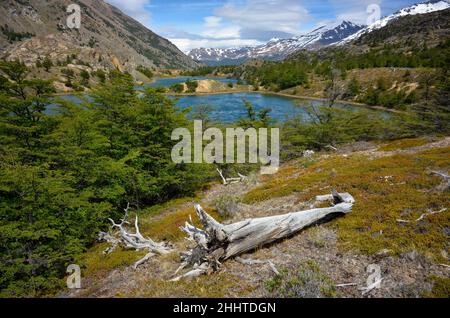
{"left": 188, "top": 21, "right": 364, "bottom": 65}
{"left": 0, "top": 0, "right": 197, "bottom": 76}
{"left": 188, "top": 1, "right": 450, "bottom": 66}
{"left": 336, "top": 0, "right": 450, "bottom": 45}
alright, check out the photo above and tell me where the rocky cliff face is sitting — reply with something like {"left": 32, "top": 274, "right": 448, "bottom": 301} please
{"left": 0, "top": 0, "right": 197, "bottom": 76}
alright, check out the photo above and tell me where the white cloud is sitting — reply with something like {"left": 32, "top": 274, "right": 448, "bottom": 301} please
{"left": 168, "top": 0, "right": 312, "bottom": 52}
{"left": 201, "top": 15, "right": 241, "bottom": 39}
{"left": 202, "top": 25, "right": 241, "bottom": 39}
{"left": 216, "top": 0, "right": 311, "bottom": 35}
{"left": 106, "top": 0, "right": 152, "bottom": 27}
{"left": 204, "top": 16, "right": 223, "bottom": 28}
{"left": 332, "top": 0, "right": 382, "bottom": 25}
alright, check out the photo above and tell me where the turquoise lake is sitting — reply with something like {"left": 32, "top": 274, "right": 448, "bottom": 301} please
{"left": 56, "top": 77, "right": 383, "bottom": 123}
{"left": 171, "top": 93, "right": 362, "bottom": 123}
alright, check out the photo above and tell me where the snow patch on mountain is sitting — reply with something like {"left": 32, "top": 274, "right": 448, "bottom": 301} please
{"left": 188, "top": 21, "right": 364, "bottom": 64}
{"left": 338, "top": 0, "right": 450, "bottom": 45}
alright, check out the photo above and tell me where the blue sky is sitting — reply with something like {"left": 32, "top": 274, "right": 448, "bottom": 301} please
{"left": 106, "top": 0, "right": 421, "bottom": 52}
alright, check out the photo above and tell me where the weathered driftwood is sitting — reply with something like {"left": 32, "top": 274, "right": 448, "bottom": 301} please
{"left": 99, "top": 203, "right": 173, "bottom": 269}
{"left": 172, "top": 191, "right": 354, "bottom": 280}
{"left": 396, "top": 208, "right": 447, "bottom": 224}
{"left": 336, "top": 282, "right": 358, "bottom": 288}
{"left": 359, "top": 278, "right": 383, "bottom": 296}
{"left": 325, "top": 144, "right": 338, "bottom": 151}
{"left": 429, "top": 170, "right": 450, "bottom": 192}
{"left": 217, "top": 168, "right": 247, "bottom": 185}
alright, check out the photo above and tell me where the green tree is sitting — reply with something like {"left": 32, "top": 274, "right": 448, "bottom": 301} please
{"left": 80, "top": 70, "right": 90, "bottom": 87}
{"left": 170, "top": 83, "right": 184, "bottom": 93}
{"left": 190, "top": 104, "right": 216, "bottom": 127}
{"left": 42, "top": 57, "right": 53, "bottom": 72}
{"left": 347, "top": 77, "right": 360, "bottom": 97}
{"left": 94, "top": 69, "right": 106, "bottom": 83}
{"left": 185, "top": 80, "right": 198, "bottom": 93}
{"left": 136, "top": 66, "right": 154, "bottom": 79}
{"left": 0, "top": 64, "right": 214, "bottom": 296}
{"left": 61, "top": 68, "right": 75, "bottom": 87}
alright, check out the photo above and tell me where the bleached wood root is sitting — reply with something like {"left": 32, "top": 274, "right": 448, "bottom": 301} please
{"left": 396, "top": 208, "right": 447, "bottom": 224}
{"left": 133, "top": 252, "right": 156, "bottom": 269}
{"left": 98, "top": 231, "right": 121, "bottom": 254}
{"left": 170, "top": 263, "right": 210, "bottom": 282}
{"left": 99, "top": 203, "right": 173, "bottom": 268}
{"left": 429, "top": 170, "right": 450, "bottom": 191}
{"left": 172, "top": 191, "right": 354, "bottom": 280}
{"left": 359, "top": 278, "right": 383, "bottom": 296}
{"left": 217, "top": 168, "right": 247, "bottom": 185}
{"left": 336, "top": 283, "right": 358, "bottom": 288}
{"left": 430, "top": 170, "right": 449, "bottom": 179}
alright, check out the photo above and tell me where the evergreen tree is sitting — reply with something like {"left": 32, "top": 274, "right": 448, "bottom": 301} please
{"left": 42, "top": 57, "right": 53, "bottom": 72}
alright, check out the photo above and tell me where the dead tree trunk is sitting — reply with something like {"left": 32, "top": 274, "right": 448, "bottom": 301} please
{"left": 173, "top": 192, "right": 354, "bottom": 280}
{"left": 99, "top": 203, "right": 173, "bottom": 269}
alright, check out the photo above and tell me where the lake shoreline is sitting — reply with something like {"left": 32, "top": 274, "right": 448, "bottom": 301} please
{"left": 51, "top": 76, "right": 403, "bottom": 114}
{"left": 167, "top": 90, "right": 404, "bottom": 114}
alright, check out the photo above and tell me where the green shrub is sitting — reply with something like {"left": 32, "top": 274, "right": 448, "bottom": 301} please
{"left": 137, "top": 66, "right": 154, "bottom": 79}
{"left": 213, "top": 194, "right": 240, "bottom": 218}
{"left": 170, "top": 83, "right": 184, "bottom": 93}
{"left": 186, "top": 80, "right": 198, "bottom": 93}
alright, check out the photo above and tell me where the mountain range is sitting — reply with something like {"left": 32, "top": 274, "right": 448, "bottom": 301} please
{"left": 0, "top": 0, "right": 448, "bottom": 73}
{"left": 188, "top": 21, "right": 364, "bottom": 66}
{"left": 188, "top": 0, "right": 450, "bottom": 66}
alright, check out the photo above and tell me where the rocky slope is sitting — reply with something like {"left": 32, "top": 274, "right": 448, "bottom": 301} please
{"left": 188, "top": 21, "right": 364, "bottom": 65}
{"left": 0, "top": 0, "right": 197, "bottom": 76}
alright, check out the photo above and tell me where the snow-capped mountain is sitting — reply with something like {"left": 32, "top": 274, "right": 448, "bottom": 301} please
{"left": 188, "top": 21, "right": 364, "bottom": 65}
{"left": 337, "top": 0, "right": 450, "bottom": 45}
{"left": 188, "top": 47, "right": 254, "bottom": 64}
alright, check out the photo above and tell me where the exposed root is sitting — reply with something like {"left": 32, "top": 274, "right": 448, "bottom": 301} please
{"left": 217, "top": 168, "right": 247, "bottom": 185}
{"left": 429, "top": 170, "right": 450, "bottom": 192}
{"left": 397, "top": 208, "right": 447, "bottom": 224}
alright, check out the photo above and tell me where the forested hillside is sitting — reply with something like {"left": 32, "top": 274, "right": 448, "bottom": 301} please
{"left": 0, "top": 62, "right": 213, "bottom": 296}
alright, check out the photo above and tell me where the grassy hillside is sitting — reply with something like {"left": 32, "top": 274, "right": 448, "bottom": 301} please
{"left": 66, "top": 137, "right": 450, "bottom": 298}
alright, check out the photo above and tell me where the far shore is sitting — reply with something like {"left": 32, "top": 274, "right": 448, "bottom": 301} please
{"left": 50, "top": 77, "right": 405, "bottom": 114}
